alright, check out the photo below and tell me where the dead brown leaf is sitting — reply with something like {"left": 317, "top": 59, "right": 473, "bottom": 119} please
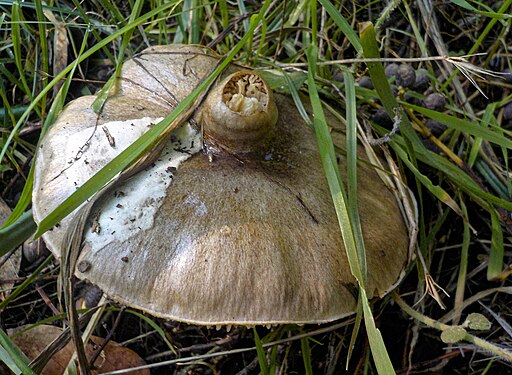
{"left": 10, "top": 324, "right": 149, "bottom": 375}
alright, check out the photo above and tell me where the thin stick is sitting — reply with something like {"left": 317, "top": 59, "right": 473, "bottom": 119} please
{"left": 277, "top": 55, "right": 450, "bottom": 67}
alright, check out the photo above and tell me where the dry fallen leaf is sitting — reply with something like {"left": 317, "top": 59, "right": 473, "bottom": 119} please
{"left": 10, "top": 324, "right": 149, "bottom": 375}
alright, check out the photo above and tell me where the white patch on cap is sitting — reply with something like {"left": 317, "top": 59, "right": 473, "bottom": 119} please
{"left": 83, "top": 121, "right": 201, "bottom": 254}
{"left": 59, "top": 117, "right": 163, "bottom": 189}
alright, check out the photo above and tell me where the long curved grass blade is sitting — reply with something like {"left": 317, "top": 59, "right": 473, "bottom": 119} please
{"left": 0, "top": 210, "right": 36, "bottom": 254}
{"left": 406, "top": 103, "right": 512, "bottom": 150}
{"left": 344, "top": 69, "right": 367, "bottom": 276}
{"left": 306, "top": 46, "right": 361, "bottom": 281}
{"left": 450, "top": 0, "right": 511, "bottom": 19}
{"left": 392, "top": 144, "right": 463, "bottom": 216}
{"left": 306, "top": 45, "right": 395, "bottom": 375}
{"left": 387, "top": 131, "right": 512, "bottom": 211}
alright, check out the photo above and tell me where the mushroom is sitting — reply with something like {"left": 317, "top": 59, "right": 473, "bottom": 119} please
{"left": 32, "top": 45, "right": 412, "bottom": 325}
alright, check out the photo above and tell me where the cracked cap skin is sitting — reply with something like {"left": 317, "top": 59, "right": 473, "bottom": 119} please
{"left": 32, "top": 44, "right": 410, "bottom": 326}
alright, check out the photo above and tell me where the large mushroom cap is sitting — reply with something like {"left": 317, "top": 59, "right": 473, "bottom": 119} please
{"left": 32, "top": 45, "right": 411, "bottom": 325}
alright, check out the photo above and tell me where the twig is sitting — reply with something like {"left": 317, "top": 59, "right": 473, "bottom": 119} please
{"left": 277, "top": 55, "right": 455, "bottom": 67}
{"left": 88, "top": 306, "right": 124, "bottom": 368}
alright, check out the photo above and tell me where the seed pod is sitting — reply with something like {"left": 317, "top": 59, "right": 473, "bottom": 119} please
{"left": 373, "top": 107, "right": 393, "bottom": 128}
{"left": 385, "top": 63, "right": 399, "bottom": 79}
{"left": 423, "top": 93, "right": 446, "bottom": 111}
{"left": 503, "top": 102, "right": 512, "bottom": 121}
{"left": 396, "top": 64, "right": 416, "bottom": 88}
{"left": 412, "top": 69, "right": 430, "bottom": 92}
{"left": 503, "top": 68, "right": 512, "bottom": 84}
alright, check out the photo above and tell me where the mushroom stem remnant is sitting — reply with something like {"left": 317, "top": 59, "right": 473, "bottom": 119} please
{"left": 201, "top": 71, "right": 278, "bottom": 153}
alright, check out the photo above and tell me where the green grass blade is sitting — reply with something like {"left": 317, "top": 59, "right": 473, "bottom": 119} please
{"left": 34, "top": 0, "right": 49, "bottom": 112}
{"left": 190, "top": 0, "right": 200, "bottom": 44}
{"left": 359, "top": 22, "right": 423, "bottom": 151}
{"left": 343, "top": 69, "right": 367, "bottom": 277}
{"left": 406, "top": 103, "right": 512, "bottom": 150}
{"left": 306, "top": 45, "right": 395, "bottom": 374}
{"left": 11, "top": 1, "right": 32, "bottom": 102}
{"left": 0, "top": 328, "right": 37, "bottom": 375}
{"left": 306, "top": 45, "right": 362, "bottom": 281}
{"left": 346, "top": 297, "right": 363, "bottom": 369}
{"left": 124, "top": 309, "right": 176, "bottom": 354}
{"left": 467, "top": 103, "right": 495, "bottom": 167}
{"left": 301, "top": 337, "right": 313, "bottom": 375}
{"left": 386, "top": 131, "right": 512, "bottom": 211}
{"left": 69, "top": 0, "right": 116, "bottom": 63}
{"left": 0, "top": 210, "right": 36, "bottom": 254}
{"left": 218, "top": 0, "right": 229, "bottom": 29}
{"left": 392, "top": 143, "right": 463, "bottom": 216}
{"left": 91, "top": 0, "right": 144, "bottom": 113}
{"left": 488, "top": 208, "right": 504, "bottom": 280}
{"left": 318, "top": 0, "right": 362, "bottom": 53}
{"left": 253, "top": 328, "right": 269, "bottom": 375}
{"left": 449, "top": 0, "right": 511, "bottom": 19}
{"left": 310, "top": 0, "right": 317, "bottom": 46}
{"left": 454, "top": 199, "right": 470, "bottom": 323}
{"left": 360, "top": 287, "right": 396, "bottom": 373}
